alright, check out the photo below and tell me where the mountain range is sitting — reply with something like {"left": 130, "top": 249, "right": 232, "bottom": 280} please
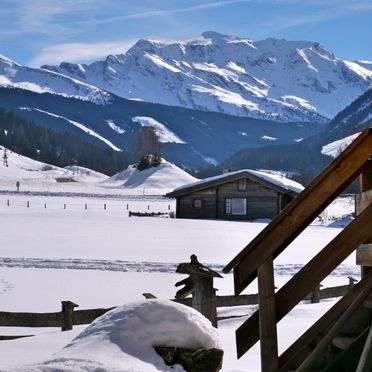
{"left": 0, "top": 32, "right": 371, "bottom": 169}
{"left": 41, "top": 31, "right": 372, "bottom": 122}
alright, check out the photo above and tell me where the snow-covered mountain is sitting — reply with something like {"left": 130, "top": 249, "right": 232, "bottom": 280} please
{"left": 0, "top": 54, "right": 110, "bottom": 104}
{"left": 42, "top": 31, "right": 372, "bottom": 122}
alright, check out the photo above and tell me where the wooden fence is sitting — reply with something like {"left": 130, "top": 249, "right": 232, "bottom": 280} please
{"left": 0, "top": 278, "right": 357, "bottom": 339}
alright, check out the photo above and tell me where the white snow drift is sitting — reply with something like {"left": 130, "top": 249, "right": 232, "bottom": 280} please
{"left": 16, "top": 300, "right": 220, "bottom": 371}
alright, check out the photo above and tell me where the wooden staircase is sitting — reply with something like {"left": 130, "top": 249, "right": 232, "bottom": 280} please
{"left": 223, "top": 128, "right": 372, "bottom": 371}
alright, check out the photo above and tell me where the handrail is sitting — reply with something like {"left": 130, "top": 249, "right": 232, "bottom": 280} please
{"left": 235, "top": 203, "right": 372, "bottom": 358}
{"left": 224, "top": 128, "right": 372, "bottom": 295}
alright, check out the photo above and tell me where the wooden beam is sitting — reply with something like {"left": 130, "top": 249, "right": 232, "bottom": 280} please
{"left": 278, "top": 269, "right": 372, "bottom": 371}
{"left": 296, "top": 273, "right": 372, "bottom": 372}
{"left": 360, "top": 158, "right": 372, "bottom": 193}
{"left": 224, "top": 128, "right": 372, "bottom": 295}
{"left": 258, "top": 256, "right": 278, "bottom": 372}
{"left": 235, "top": 203, "right": 372, "bottom": 358}
{"left": 356, "top": 322, "right": 372, "bottom": 372}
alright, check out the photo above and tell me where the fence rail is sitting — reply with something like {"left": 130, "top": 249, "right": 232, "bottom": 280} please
{"left": 0, "top": 280, "right": 355, "bottom": 340}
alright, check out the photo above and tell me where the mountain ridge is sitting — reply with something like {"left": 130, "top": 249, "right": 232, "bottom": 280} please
{"left": 40, "top": 31, "right": 372, "bottom": 122}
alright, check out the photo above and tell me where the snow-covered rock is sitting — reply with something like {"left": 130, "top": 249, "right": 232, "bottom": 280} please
{"left": 42, "top": 32, "right": 372, "bottom": 122}
{"left": 20, "top": 300, "right": 221, "bottom": 371}
{"left": 105, "top": 159, "right": 198, "bottom": 192}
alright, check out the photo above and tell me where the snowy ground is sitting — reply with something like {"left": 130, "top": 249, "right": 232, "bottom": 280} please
{"left": 0, "top": 190, "right": 358, "bottom": 371}
{"left": 0, "top": 148, "right": 359, "bottom": 371}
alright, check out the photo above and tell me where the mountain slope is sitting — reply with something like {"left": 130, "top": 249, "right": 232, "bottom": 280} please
{"left": 217, "top": 89, "right": 372, "bottom": 183}
{"left": 0, "top": 55, "right": 110, "bottom": 104}
{"left": 42, "top": 32, "right": 372, "bottom": 122}
{"left": 0, "top": 87, "right": 321, "bottom": 168}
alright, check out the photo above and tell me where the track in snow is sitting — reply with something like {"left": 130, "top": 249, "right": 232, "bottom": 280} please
{"left": 0, "top": 258, "right": 359, "bottom": 278}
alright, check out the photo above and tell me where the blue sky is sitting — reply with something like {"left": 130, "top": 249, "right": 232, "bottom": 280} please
{"left": 1, "top": 0, "right": 371, "bottom": 67}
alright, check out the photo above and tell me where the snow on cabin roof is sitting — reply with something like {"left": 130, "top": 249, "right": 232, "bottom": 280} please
{"left": 166, "top": 169, "right": 304, "bottom": 197}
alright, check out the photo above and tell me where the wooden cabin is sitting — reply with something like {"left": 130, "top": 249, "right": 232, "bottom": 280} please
{"left": 165, "top": 170, "right": 303, "bottom": 220}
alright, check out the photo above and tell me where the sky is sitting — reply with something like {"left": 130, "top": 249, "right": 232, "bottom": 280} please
{"left": 1, "top": 0, "right": 371, "bottom": 67}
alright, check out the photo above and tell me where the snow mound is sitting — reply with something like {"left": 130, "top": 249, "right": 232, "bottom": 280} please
{"left": 0, "top": 146, "right": 110, "bottom": 192}
{"left": 25, "top": 300, "right": 221, "bottom": 371}
{"left": 321, "top": 132, "right": 361, "bottom": 158}
{"left": 106, "top": 159, "right": 197, "bottom": 192}
{"left": 64, "top": 165, "right": 108, "bottom": 181}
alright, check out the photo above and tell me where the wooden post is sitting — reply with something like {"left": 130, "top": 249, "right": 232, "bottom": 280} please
{"left": 360, "top": 158, "right": 372, "bottom": 277}
{"left": 7, "top": 199, "right": 9, "bottom": 207}
{"left": 175, "top": 255, "right": 222, "bottom": 328}
{"left": 348, "top": 276, "right": 358, "bottom": 289}
{"left": 64, "top": 204, "right": 66, "bottom": 210}
{"left": 104, "top": 203, "right": 106, "bottom": 210}
{"left": 85, "top": 203, "right": 87, "bottom": 210}
{"left": 61, "top": 301, "right": 78, "bottom": 331}
{"left": 257, "top": 256, "right": 278, "bottom": 372}
{"left": 27, "top": 201, "right": 29, "bottom": 208}
{"left": 192, "top": 274, "right": 218, "bottom": 327}
{"left": 310, "top": 284, "right": 322, "bottom": 304}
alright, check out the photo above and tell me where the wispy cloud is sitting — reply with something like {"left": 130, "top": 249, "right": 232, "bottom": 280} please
{"left": 29, "top": 40, "right": 136, "bottom": 67}
{"left": 83, "top": 0, "right": 253, "bottom": 25}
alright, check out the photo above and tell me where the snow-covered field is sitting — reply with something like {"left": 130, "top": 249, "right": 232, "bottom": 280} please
{"left": 0, "top": 150, "right": 359, "bottom": 371}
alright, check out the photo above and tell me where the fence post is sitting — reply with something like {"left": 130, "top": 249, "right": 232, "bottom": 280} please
{"left": 348, "top": 276, "right": 358, "bottom": 289}
{"left": 104, "top": 203, "right": 106, "bottom": 210}
{"left": 61, "top": 301, "right": 79, "bottom": 331}
{"left": 7, "top": 199, "right": 9, "bottom": 207}
{"left": 27, "top": 201, "right": 29, "bottom": 208}
{"left": 85, "top": 203, "right": 87, "bottom": 210}
{"left": 175, "top": 255, "right": 222, "bottom": 328}
{"left": 311, "top": 284, "right": 322, "bottom": 304}
{"left": 64, "top": 204, "right": 66, "bottom": 210}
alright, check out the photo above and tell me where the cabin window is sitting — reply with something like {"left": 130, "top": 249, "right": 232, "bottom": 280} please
{"left": 238, "top": 179, "right": 247, "bottom": 191}
{"left": 225, "top": 198, "right": 247, "bottom": 215}
{"left": 193, "top": 199, "right": 203, "bottom": 209}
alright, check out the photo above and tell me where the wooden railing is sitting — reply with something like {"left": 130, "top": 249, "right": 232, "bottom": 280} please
{"left": 223, "top": 128, "right": 372, "bottom": 371}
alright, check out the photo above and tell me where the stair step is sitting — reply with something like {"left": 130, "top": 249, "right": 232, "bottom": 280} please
{"left": 332, "top": 336, "right": 355, "bottom": 350}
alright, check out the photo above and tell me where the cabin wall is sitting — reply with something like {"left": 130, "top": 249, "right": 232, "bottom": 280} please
{"left": 176, "top": 178, "right": 286, "bottom": 220}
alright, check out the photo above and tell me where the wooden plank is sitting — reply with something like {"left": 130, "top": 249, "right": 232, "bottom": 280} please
{"left": 0, "top": 311, "right": 61, "bottom": 327}
{"left": 356, "top": 244, "right": 372, "bottom": 266}
{"left": 278, "top": 270, "right": 372, "bottom": 371}
{"left": 224, "top": 128, "right": 372, "bottom": 294}
{"left": 258, "top": 256, "right": 278, "bottom": 372}
{"left": 356, "top": 190, "right": 372, "bottom": 215}
{"left": 296, "top": 272, "right": 372, "bottom": 372}
{"left": 361, "top": 158, "right": 372, "bottom": 192}
{"left": 356, "top": 321, "right": 372, "bottom": 372}
{"left": 235, "top": 203, "right": 372, "bottom": 358}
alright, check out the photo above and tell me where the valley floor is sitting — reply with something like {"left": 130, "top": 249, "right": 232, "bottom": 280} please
{"left": 0, "top": 192, "right": 357, "bottom": 371}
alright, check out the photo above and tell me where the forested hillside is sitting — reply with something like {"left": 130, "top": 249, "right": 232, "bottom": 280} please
{"left": 0, "top": 108, "right": 130, "bottom": 175}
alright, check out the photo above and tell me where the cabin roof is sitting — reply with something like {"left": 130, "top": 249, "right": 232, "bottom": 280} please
{"left": 165, "top": 169, "right": 304, "bottom": 198}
